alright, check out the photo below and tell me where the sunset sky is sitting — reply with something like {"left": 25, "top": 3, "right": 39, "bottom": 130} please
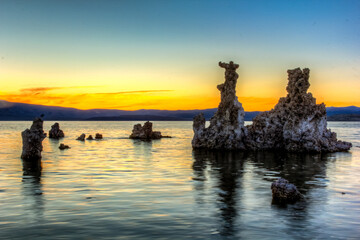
{"left": 0, "top": 0, "right": 359, "bottom": 111}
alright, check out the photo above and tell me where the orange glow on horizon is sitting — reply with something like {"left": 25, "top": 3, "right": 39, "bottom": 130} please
{"left": 1, "top": 88, "right": 358, "bottom": 112}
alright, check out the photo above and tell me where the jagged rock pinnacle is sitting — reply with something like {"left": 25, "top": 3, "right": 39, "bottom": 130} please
{"left": 192, "top": 61, "right": 247, "bottom": 150}
{"left": 21, "top": 118, "right": 46, "bottom": 160}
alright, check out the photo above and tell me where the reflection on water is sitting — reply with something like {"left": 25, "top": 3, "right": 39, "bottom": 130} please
{"left": 0, "top": 121, "right": 359, "bottom": 239}
{"left": 22, "top": 160, "right": 44, "bottom": 221}
{"left": 192, "top": 149, "right": 356, "bottom": 239}
{"left": 193, "top": 150, "right": 245, "bottom": 237}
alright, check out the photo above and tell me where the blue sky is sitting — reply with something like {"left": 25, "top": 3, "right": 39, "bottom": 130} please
{"left": 0, "top": 0, "right": 359, "bottom": 110}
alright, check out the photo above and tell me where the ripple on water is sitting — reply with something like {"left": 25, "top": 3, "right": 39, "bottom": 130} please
{"left": 0, "top": 121, "right": 359, "bottom": 239}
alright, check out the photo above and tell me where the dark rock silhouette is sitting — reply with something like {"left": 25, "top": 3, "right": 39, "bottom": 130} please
{"left": 76, "top": 133, "right": 86, "bottom": 141}
{"left": 271, "top": 178, "right": 304, "bottom": 204}
{"left": 246, "top": 68, "right": 352, "bottom": 152}
{"left": 86, "top": 135, "right": 94, "bottom": 140}
{"left": 21, "top": 118, "right": 46, "bottom": 160}
{"left": 59, "top": 143, "right": 70, "bottom": 150}
{"left": 192, "top": 61, "right": 247, "bottom": 149}
{"left": 48, "top": 122, "right": 64, "bottom": 139}
{"left": 192, "top": 62, "right": 352, "bottom": 152}
{"left": 129, "top": 121, "right": 168, "bottom": 140}
{"left": 95, "top": 133, "right": 103, "bottom": 139}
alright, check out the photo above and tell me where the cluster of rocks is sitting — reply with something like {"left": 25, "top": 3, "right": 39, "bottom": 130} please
{"left": 77, "top": 133, "right": 103, "bottom": 141}
{"left": 129, "top": 121, "right": 170, "bottom": 140}
{"left": 192, "top": 61, "right": 352, "bottom": 153}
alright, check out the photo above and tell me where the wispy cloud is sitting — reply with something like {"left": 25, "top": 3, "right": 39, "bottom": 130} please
{"left": 20, "top": 86, "right": 103, "bottom": 94}
{"left": 93, "top": 90, "right": 173, "bottom": 95}
{"left": 20, "top": 87, "right": 64, "bottom": 92}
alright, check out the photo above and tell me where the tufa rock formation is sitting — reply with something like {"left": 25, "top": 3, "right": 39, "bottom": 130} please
{"left": 59, "top": 143, "right": 70, "bottom": 150}
{"left": 246, "top": 68, "right": 352, "bottom": 152}
{"left": 271, "top": 178, "right": 304, "bottom": 204}
{"left": 76, "top": 133, "right": 86, "bottom": 141}
{"left": 21, "top": 118, "right": 47, "bottom": 160}
{"left": 48, "top": 122, "right": 65, "bottom": 139}
{"left": 87, "top": 135, "right": 94, "bottom": 140}
{"left": 192, "top": 61, "right": 247, "bottom": 150}
{"left": 192, "top": 62, "right": 352, "bottom": 152}
{"left": 95, "top": 133, "right": 103, "bottom": 139}
{"left": 129, "top": 121, "right": 166, "bottom": 140}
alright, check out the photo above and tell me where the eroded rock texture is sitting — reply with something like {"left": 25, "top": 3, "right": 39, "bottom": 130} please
{"left": 271, "top": 178, "right": 303, "bottom": 204}
{"left": 192, "top": 64, "right": 352, "bottom": 153}
{"left": 246, "top": 68, "right": 352, "bottom": 152}
{"left": 129, "top": 121, "right": 163, "bottom": 140}
{"left": 21, "top": 118, "right": 47, "bottom": 160}
{"left": 192, "top": 61, "right": 247, "bottom": 149}
{"left": 48, "top": 122, "right": 64, "bottom": 139}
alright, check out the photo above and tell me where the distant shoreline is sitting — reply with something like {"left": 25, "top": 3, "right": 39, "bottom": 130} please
{"left": 0, "top": 100, "right": 359, "bottom": 121}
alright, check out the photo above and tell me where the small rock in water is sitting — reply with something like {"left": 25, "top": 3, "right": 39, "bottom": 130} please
{"left": 87, "top": 135, "right": 94, "bottom": 140}
{"left": 129, "top": 121, "right": 168, "bottom": 140}
{"left": 59, "top": 143, "right": 70, "bottom": 150}
{"left": 95, "top": 133, "right": 103, "bottom": 139}
{"left": 48, "top": 122, "right": 65, "bottom": 139}
{"left": 271, "top": 178, "right": 304, "bottom": 204}
{"left": 76, "top": 133, "right": 86, "bottom": 141}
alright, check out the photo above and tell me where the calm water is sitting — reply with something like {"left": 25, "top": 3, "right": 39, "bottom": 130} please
{"left": 0, "top": 121, "right": 359, "bottom": 239}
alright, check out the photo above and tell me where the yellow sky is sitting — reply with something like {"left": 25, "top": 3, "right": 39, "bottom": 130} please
{"left": 0, "top": 63, "right": 359, "bottom": 111}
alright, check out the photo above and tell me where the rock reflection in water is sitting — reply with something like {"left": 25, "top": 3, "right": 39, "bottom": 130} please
{"left": 193, "top": 150, "right": 246, "bottom": 237}
{"left": 22, "top": 159, "right": 44, "bottom": 220}
{"left": 192, "top": 150, "right": 339, "bottom": 238}
{"left": 249, "top": 151, "right": 331, "bottom": 193}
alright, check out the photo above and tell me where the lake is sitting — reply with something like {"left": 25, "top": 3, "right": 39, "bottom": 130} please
{"left": 0, "top": 121, "right": 359, "bottom": 239}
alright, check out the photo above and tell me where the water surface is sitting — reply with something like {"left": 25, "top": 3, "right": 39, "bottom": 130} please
{"left": 0, "top": 121, "right": 359, "bottom": 239}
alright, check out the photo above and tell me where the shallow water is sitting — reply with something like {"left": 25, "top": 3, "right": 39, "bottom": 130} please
{"left": 0, "top": 121, "right": 359, "bottom": 239}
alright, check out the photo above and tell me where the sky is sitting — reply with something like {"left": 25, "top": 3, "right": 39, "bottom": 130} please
{"left": 0, "top": 0, "right": 359, "bottom": 111}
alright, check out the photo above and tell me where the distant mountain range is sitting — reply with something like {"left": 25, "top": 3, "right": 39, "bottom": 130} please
{"left": 0, "top": 100, "right": 359, "bottom": 121}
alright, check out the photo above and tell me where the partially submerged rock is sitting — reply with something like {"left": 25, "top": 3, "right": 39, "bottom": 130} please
{"left": 95, "top": 133, "right": 103, "bottom": 139}
{"left": 246, "top": 68, "right": 352, "bottom": 152}
{"left": 192, "top": 61, "right": 247, "bottom": 149}
{"left": 59, "top": 143, "right": 70, "bottom": 150}
{"left": 21, "top": 118, "right": 47, "bottom": 160}
{"left": 271, "top": 178, "right": 303, "bottom": 204}
{"left": 76, "top": 133, "right": 86, "bottom": 141}
{"left": 86, "top": 135, "right": 94, "bottom": 140}
{"left": 129, "top": 121, "right": 168, "bottom": 140}
{"left": 48, "top": 122, "right": 64, "bottom": 139}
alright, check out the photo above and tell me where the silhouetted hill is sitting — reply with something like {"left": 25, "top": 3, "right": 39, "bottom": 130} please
{"left": 327, "top": 114, "right": 360, "bottom": 121}
{"left": 0, "top": 100, "right": 359, "bottom": 121}
{"left": 326, "top": 106, "right": 360, "bottom": 116}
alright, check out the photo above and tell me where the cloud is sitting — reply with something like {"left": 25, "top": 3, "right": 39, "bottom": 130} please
{"left": 93, "top": 90, "right": 174, "bottom": 95}
{"left": 20, "top": 87, "right": 64, "bottom": 93}
{"left": 20, "top": 86, "right": 104, "bottom": 95}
